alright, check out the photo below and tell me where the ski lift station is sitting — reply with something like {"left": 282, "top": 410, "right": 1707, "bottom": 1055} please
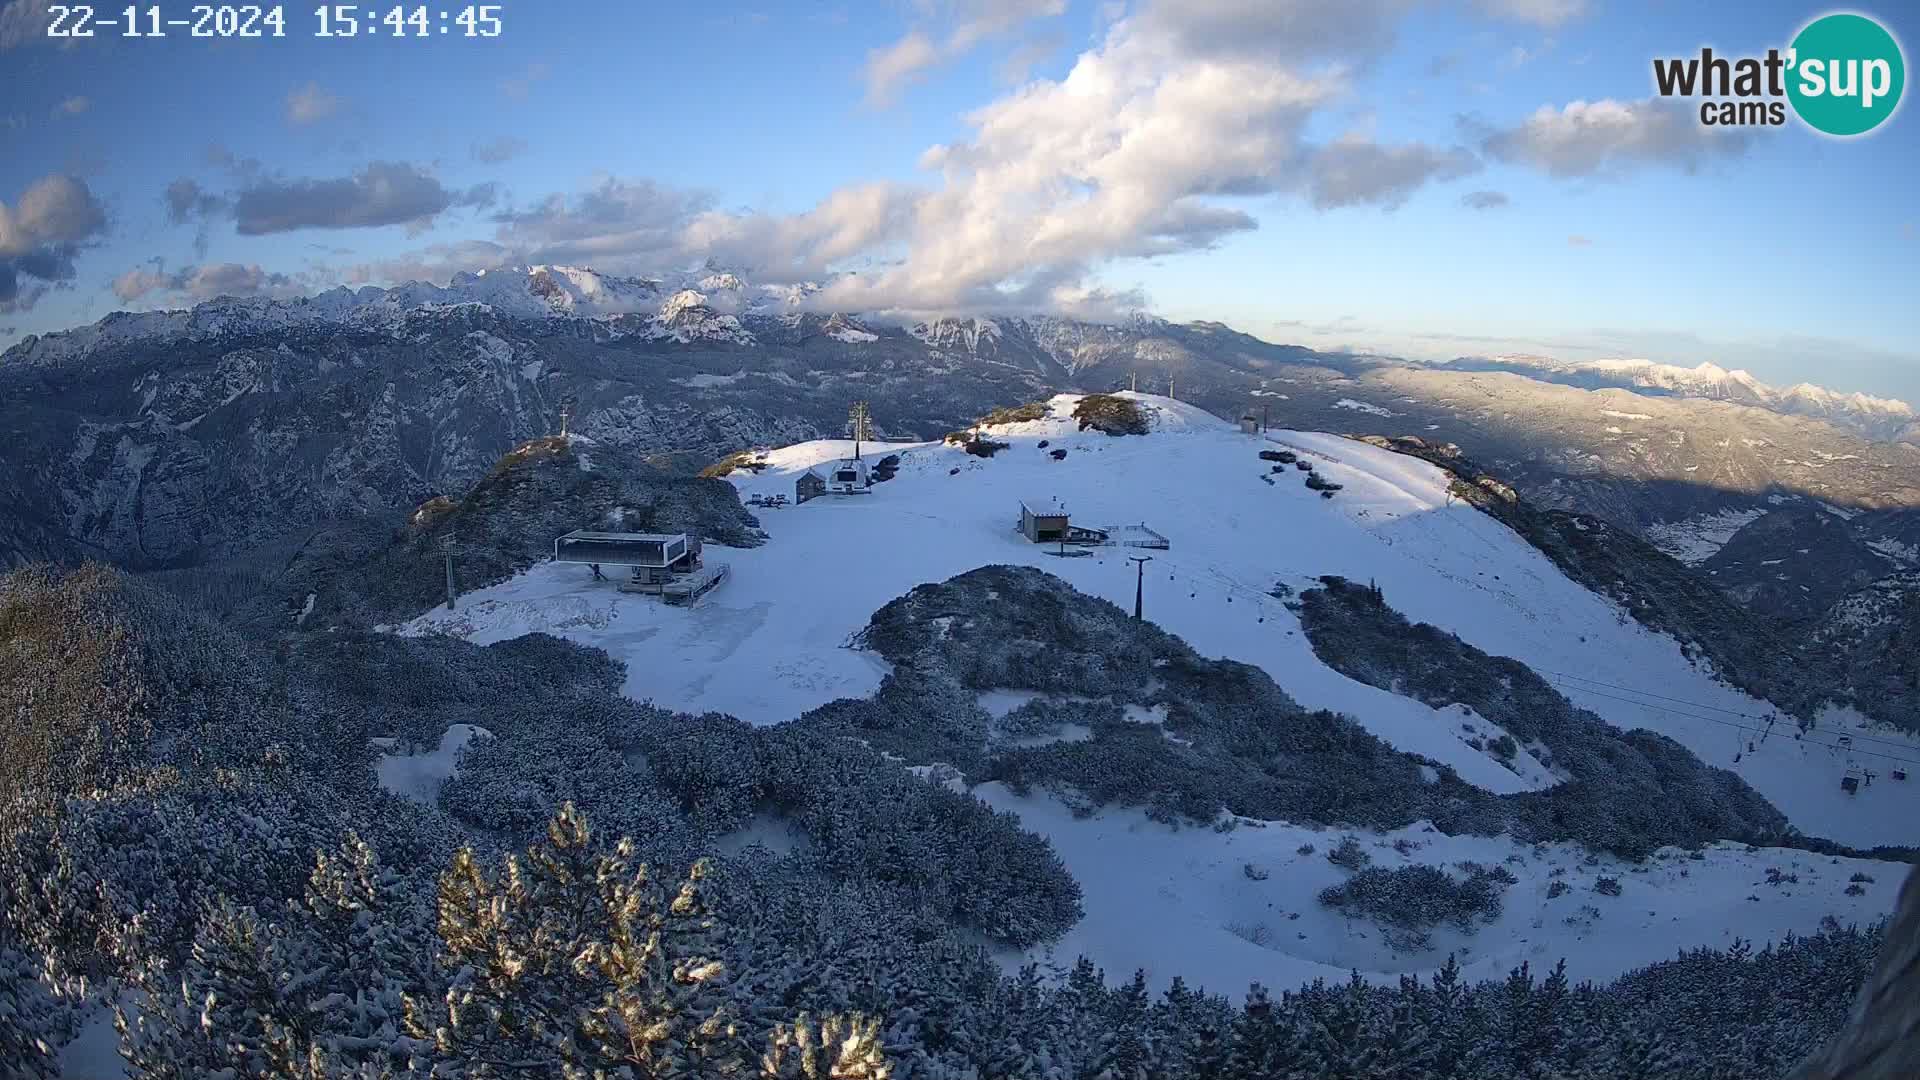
{"left": 796, "top": 458, "right": 872, "bottom": 503}
{"left": 1017, "top": 497, "right": 1169, "bottom": 549}
{"left": 552, "top": 530, "right": 729, "bottom": 604}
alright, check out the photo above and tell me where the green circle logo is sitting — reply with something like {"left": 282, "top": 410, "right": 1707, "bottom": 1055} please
{"left": 1787, "top": 12, "right": 1905, "bottom": 136}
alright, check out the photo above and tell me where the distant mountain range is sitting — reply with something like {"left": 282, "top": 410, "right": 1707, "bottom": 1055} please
{"left": 3, "top": 263, "right": 1917, "bottom": 578}
{"left": 1435, "top": 354, "right": 1919, "bottom": 442}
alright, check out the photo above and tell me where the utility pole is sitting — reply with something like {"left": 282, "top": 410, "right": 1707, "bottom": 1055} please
{"left": 443, "top": 541, "right": 457, "bottom": 611}
{"left": 1169, "top": 374, "right": 1176, "bottom": 401}
{"left": 1263, "top": 404, "right": 1269, "bottom": 432}
{"left": 1130, "top": 371, "right": 1137, "bottom": 392}
{"left": 558, "top": 400, "right": 573, "bottom": 438}
{"left": 1129, "top": 555, "right": 1153, "bottom": 620}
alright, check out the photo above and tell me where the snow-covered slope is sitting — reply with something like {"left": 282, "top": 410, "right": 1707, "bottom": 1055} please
{"left": 405, "top": 392, "right": 1918, "bottom": 989}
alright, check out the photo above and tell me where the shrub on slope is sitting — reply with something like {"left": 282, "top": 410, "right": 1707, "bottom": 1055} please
{"left": 826, "top": 565, "right": 1788, "bottom": 857}
{"left": 1298, "top": 574, "right": 1788, "bottom": 857}
{"left": 1073, "top": 394, "right": 1150, "bottom": 435}
{"left": 0, "top": 563, "right": 334, "bottom": 800}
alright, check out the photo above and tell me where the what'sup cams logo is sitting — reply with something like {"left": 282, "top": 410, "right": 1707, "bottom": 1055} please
{"left": 1653, "top": 11, "right": 1905, "bottom": 136}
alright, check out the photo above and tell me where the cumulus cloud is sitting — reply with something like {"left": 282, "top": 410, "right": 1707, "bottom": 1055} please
{"left": 285, "top": 81, "right": 341, "bottom": 125}
{"left": 112, "top": 261, "right": 296, "bottom": 303}
{"left": 1461, "top": 189, "right": 1510, "bottom": 209}
{"left": 471, "top": 136, "right": 527, "bottom": 164}
{"left": 699, "top": 0, "right": 1470, "bottom": 317}
{"left": 865, "top": 0, "right": 1068, "bottom": 105}
{"left": 231, "top": 162, "right": 490, "bottom": 234}
{"left": 0, "top": 174, "right": 107, "bottom": 311}
{"left": 1481, "top": 98, "right": 1747, "bottom": 177}
{"left": 362, "top": 0, "right": 1481, "bottom": 318}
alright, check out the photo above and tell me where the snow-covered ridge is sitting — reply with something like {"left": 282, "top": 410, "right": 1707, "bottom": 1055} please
{"left": 1447, "top": 354, "right": 1915, "bottom": 438}
{"left": 0, "top": 265, "right": 800, "bottom": 365}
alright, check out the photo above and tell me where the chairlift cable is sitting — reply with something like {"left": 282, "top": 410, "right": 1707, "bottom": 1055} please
{"left": 1547, "top": 679, "right": 1920, "bottom": 769}
{"left": 1544, "top": 669, "right": 1920, "bottom": 753}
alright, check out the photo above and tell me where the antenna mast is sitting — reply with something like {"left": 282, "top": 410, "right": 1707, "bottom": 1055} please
{"left": 849, "top": 400, "right": 872, "bottom": 460}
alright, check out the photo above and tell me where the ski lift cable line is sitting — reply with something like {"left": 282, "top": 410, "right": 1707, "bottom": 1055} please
{"left": 1548, "top": 680, "right": 1920, "bottom": 769}
{"left": 1545, "top": 669, "right": 1920, "bottom": 754}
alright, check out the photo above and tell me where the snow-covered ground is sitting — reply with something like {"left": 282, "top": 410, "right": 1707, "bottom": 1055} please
{"left": 1643, "top": 508, "right": 1767, "bottom": 565}
{"left": 373, "top": 724, "right": 492, "bottom": 805}
{"left": 978, "top": 790, "right": 1897, "bottom": 994}
{"left": 403, "top": 392, "right": 1918, "bottom": 988}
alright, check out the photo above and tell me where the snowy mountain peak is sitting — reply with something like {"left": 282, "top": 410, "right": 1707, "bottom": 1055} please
{"left": 1458, "top": 354, "right": 1916, "bottom": 438}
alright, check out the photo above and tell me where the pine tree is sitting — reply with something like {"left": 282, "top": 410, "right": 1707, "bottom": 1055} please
{"left": 407, "top": 802, "right": 753, "bottom": 1077}
{"left": 761, "top": 1012, "right": 892, "bottom": 1079}
{"left": 0, "top": 940, "right": 77, "bottom": 1080}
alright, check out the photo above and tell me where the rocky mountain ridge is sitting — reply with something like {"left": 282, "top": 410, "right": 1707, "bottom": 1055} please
{"left": 4, "top": 264, "right": 1918, "bottom": 585}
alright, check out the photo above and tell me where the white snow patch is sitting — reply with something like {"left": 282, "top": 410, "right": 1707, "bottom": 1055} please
{"left": 681, "top": 371, "right": 748, "bottom": 388}
{"left": 1644, "top": 509, "right": 1767, "bottom": 566}
{"left": 1334, "top": 398, "right": 1394, "bottom": 417}
{"left": 374, "top": 724, "right": 492, "bottom": 805}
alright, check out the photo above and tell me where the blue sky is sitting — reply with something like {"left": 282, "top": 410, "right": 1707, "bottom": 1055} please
{"left": 2, "top": 0, "right": 1915, "bottom": 400}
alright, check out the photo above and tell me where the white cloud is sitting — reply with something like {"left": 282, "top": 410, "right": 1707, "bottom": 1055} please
{"left": 864, "top": 31, "right": 943, "bottom": 105}
{"left": 491, "top": 178, "right": 713, "bottom": 267}
{"left": 864, "top": 0, "right": 1068, "bottom": 106}
{"left": 365, "top": 0, "right": 1480, "bottom": 319}
{"left": 52, "top": 95, "right": 88, "bottom": 117}
{"left": 1307, "top": 136, "right": 1477, "bottom": 209}
{"left": 113, "top": 261, "right": 297, "bottom": 303}
{"left": 1482, "top": 98, "right": 1748, "bottom": 177}
{"left": 1472, "top": 0, "right": 1588, "bottom": 27}
{"left": 285, "top": 81, "right": 341, "bottom": 125}
{"left": 1, "top": 174, "right": 108, "bottom": 311}
{"left": 706, "top": 0, "right": 1470, "bottom": 317}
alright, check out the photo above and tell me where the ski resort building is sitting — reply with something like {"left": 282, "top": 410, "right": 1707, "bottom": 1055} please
{"left": 551, "top": 530, "right": 729, "bottom": 604}
{"left": 797, "top": 458, "right": 872, "bottom": 501}
{"left": 1020, "top": 498, "right": 1073, "bottom": 543}
{"left": 825, "top": 457, "right": 871, "bottom": 493}
{"left": 1018, "top": 499, "right": 1115, "bottom": 545}
{"left": 1018, "top": 498, "right": 1170, "bottom": 549}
